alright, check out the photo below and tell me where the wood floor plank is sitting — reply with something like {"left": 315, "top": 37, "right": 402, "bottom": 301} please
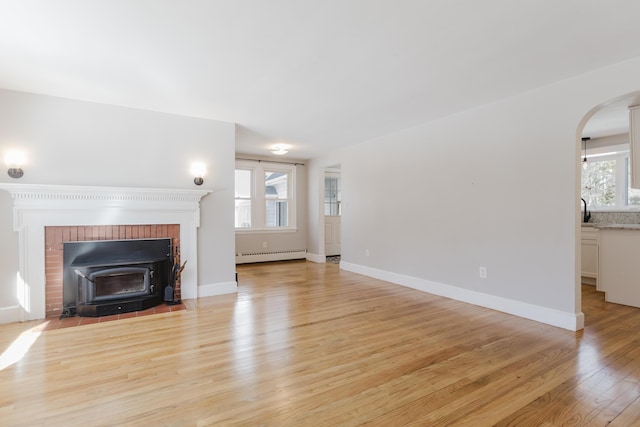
{"left": 2, "top": 261, "right": 640, "bottom": 426}
{"left": 609, "top": 396, "right": 640, "bottom": 426}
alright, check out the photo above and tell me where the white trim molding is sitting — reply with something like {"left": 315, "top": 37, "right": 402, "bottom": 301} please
{"left": 0, "top": 183, "right": 210, "bottom": 322}
{"left": 340, "top": 261, "right": 585, "bottom": 331}
{"left": 0, "top": 305, "right": 22, "bottom": 324}
{"left": 306, "top": 252, "right": 326, "bottom": 263}
{"left": 198, "top": 281, "right": 238, "bottom": 298}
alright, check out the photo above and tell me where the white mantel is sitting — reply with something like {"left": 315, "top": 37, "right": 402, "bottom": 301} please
{"left": 0, "top": 183, "right": 210, "bottom": 321}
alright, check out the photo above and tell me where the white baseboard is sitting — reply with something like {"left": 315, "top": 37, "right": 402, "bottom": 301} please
{"left": 0, "top": 305, "right": 22, "bottom": 325}
{"left": 306, "top": 252, "right": 326, "bottom": 263}
{"left": 197, "top": 281, "right": 238, "bottom": 298}
{"left": 236, "top": 251, "right": 307, "bottom": 264}
{"left": 340, "top": 262, "right": 584, "bottom": 331}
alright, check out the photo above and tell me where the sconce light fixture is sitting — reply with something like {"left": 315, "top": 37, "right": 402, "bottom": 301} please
{"left": 190, "top": 162, "right": 206, "bottom": 186}
{"left": 5, "top": 150, "right": 26, "bottom": 179}
{"left": 270, "top": 144, "right": 289, "bottom": 155}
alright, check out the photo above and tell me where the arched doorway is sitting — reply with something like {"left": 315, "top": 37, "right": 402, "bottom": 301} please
{"left": 578, "top": 90, "right": 640, "bottom": 313}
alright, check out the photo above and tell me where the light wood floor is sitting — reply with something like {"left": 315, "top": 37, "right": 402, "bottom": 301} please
{"left": 2, "top": 261, "right": 640, "bottom": 426}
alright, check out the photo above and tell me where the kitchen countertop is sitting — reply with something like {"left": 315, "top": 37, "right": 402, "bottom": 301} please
{"left": 581, "top": 223, "right": 640, "bottom": 230}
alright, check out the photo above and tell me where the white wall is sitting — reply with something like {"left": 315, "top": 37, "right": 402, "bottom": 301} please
{"left": 0, "top": 189, "right": 17, "bottom": 316}
{"left": 331, "top": 56, "right": 640, "bottom": 330}
{"left": 0, "top": 89, "right": 236, "bottom": 316}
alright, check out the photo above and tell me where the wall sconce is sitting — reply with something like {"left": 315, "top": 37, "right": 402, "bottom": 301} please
{"left": 5, "top": 150, "right": 26, "bottom": 179}
{"left": 270, "top": 144, "right": 289, "bottom": 155}
{"left": 190, "top": 162, "right": 206, "bottom": 186}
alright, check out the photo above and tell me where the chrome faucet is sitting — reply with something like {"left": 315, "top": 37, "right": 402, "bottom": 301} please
{"left": 581, "top": 198, "right": 591, "bottom": 223}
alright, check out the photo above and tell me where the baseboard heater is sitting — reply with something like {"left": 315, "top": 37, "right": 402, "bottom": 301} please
{"left": 236, "top": 249, "right": 307, "bottom": 264}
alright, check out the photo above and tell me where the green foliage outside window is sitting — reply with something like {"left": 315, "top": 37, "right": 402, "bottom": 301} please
{"left": 582, "top": 159, "right": 616, "bottom": 207}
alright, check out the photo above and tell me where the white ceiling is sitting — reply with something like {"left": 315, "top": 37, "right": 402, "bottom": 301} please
{"left": 2, "top": 1, "right": 640, "bottom": 159}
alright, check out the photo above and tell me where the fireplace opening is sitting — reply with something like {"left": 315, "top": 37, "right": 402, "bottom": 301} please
{"left": 76, "top": 265, "right": 152, "bottom": 302}
{"left": 92, "top": 268, "right": 148, "bottom": 299}
{"left": 63, "top": 238, "right": 173, "bottom": 317}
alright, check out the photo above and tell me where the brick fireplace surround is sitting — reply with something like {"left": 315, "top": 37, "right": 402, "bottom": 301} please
{"left": 0, "top": 183, "right": 210, "bottom": 323}
{"left": 45, "top": 224, "right": 181, "bottom": 318}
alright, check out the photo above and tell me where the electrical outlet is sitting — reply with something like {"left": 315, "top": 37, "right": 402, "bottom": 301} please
{"left": 365, "top": 248, "right": 370, "bottom": 257}
{"left": 479, "top": 266, "right": 487, "bottom": 279}
{"left": 262, "top": 241, "right": 268, "bottom": 249}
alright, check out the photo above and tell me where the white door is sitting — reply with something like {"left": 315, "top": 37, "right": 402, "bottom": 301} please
{"left": 324, "top": 172, "right": 341, "bottom": 256}
{"left": 325, "top": 216, "right": 341, "bottom": 256}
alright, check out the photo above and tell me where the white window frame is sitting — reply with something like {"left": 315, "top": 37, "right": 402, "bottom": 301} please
{"left": 235, "top": 159, "right": 297, "bottom": 232}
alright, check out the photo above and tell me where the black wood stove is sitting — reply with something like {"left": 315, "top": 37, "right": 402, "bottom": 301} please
{"left": 62, "top": 239, "right": 172, "bottom": 317}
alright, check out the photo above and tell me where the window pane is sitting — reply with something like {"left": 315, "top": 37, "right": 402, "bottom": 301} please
{"left": 235, "top": 169, "right": 252, "bottom": 198}
{"left": 235, "top": 200, "right": 251, "bottom": 228}
{"left": 629, "top": 187, "right": 640, "bottom": 206}
{"left": 582, "top": 159, "right": 616, "bottom": 207}
{"left": 266, "top": 200, "right": 288, "bottom": 227}
{"left": 324, "top": 176, "right": 341, "bottom": 216}
{"left": 265, "top": 171, "right": 288, "bottom": 199}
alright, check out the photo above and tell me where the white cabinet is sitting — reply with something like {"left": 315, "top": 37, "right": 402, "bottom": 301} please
{"left": 581, "top": 227, "right": 599, "bottom": 288}
{"left": 599, "top": 228, "right": 640, "bottom": 307}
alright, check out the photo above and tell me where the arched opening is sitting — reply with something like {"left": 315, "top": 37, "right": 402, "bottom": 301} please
{"left": 577, "top": 90, "right": 640, "bottom": 318}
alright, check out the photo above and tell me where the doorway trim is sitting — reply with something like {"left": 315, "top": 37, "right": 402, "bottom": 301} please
{"left": 575, "top": 90, "right": 640, "bottom": 326}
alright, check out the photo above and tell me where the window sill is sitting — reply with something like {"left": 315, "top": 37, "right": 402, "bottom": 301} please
{"left": 587, "top": 207, "right": 640, "bottom": 212}
{"left": 235, "top": 227, "right": 299, "bottom": 234}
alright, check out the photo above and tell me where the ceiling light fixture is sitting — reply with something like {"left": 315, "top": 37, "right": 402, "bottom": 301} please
{"left": 270, "top": 144, "right": 289, "bottom": 155}
{"left": 582, "top": 137, "right": 590, "bottom": 170}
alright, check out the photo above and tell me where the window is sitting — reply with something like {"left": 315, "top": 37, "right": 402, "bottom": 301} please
{"left": 235, "top": 160, "right": 296, "bottom": 230}
{"left": 324, "top": 174, "right": 341, "bottom": 216}
{"left": 265, "top": 171, "right": 289, "bottom": 227}
{"left": 235, "top": 169, "right": 252, "bottom": 228}
{"left": 581, "top": 150, "right": 640, "bottom": 209}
